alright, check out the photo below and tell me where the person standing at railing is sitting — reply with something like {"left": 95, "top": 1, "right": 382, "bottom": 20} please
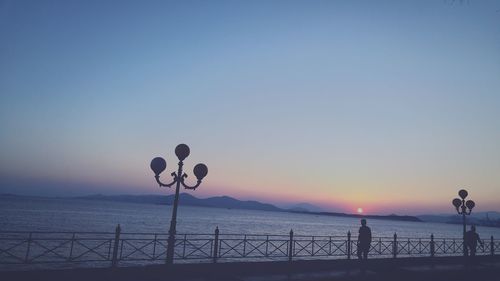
{"left": 464, "top": 225, "right": 484, "bottom": 257}
{"left": 357, "top": 219, "right": 372, "bottom": 260}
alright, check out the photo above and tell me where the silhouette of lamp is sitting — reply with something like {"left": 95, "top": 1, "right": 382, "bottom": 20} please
{"left": 150, "top": 144, "right": 208, "bottom": 264}
{"left": 452, "top": 189, "right": 475, "bottom": 256}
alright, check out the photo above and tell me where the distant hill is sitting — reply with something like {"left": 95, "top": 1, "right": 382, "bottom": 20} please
{"left": 76, "top": 194, "right": 421, "bottom": 222}
{"left": 418, "top": 212, "right": 500, "bottom": 227}
{"left": 286, "top": 202, "right": 324, "bottom": 213}
{"left": 290, "top": 210, "right": 422, "bottom": 222}
{"left": 77, "top": 193, "right": 282, "bottom": 212}
{"left": 417, "top": 215, "right": 450, "bottom": 224}
{"left": 2, "top": 193, "right": 424, "bottom": 223}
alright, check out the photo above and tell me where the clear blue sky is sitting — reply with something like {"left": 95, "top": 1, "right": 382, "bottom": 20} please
{"left": 1, "top": 0, "right": 500, "bottom": 214}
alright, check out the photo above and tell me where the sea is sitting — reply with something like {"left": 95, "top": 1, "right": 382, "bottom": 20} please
{"left": 2, "top": 195, "right": 500, "bottom": 239}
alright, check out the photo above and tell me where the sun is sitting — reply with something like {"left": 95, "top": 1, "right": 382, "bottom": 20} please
{"left": 357, "top": 207, "right": 363, "bottom": 214}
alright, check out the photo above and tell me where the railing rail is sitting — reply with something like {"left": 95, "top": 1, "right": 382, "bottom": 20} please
{"left": 0, "top": 225, "right": 498, "bottom": 270}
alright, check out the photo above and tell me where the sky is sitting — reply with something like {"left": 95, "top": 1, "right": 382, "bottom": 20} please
{"left": 1, "top": 0, "right": 500, "bottom": 215}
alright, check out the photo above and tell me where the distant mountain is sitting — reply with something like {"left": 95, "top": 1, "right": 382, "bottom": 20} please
{"left": 78, "top": 194, "right": 167, "bottom": 204}
{"left": 2, "top": 193, "right": 424, "bottom": 223}
{"left": 417, "top": 215, "right": 450, "bottom": 224}
{"left": 474, "top": 211, "right": 500, "bottom": 220}
{"left": 290, "top": 210, "right": 422, "bottom": 222}
{"left": 418, "top": 212, "right": 500, "bottom": 228}
{"left": 287, "top": 203, "right": 324, "bottom": 213}
{"left": 418, "top": 211, "right": 500, "bottom": 222}
{"left": 77, "top": 193, "right": 282, "bottom": 212}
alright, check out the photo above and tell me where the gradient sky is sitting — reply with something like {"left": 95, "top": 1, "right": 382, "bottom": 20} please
{"left": 1, "top": 0, "right": 500, "bottom": 215}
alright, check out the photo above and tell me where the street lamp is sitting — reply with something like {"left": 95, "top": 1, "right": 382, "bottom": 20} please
{"left": 150, "top": 144, "right": 208, "bottom": 264}
{"left": 452, "top": 189, "right": 475, "bottom": 256}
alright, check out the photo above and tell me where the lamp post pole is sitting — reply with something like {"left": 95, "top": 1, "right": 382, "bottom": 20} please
{"left": 150, "top": 144, "right": 208, "bottom": 265}
{"left": 452, "top": 189, "right": 475, "bottom": 257}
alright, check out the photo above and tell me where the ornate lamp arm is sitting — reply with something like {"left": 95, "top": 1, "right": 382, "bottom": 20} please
{"left": 155, "top": 172, "right": 178, "bottom": 188}
{"left": 460, "top": 204, "right": 467, "bottom": 215}
{"left": 180, "top": 174, "right": 202, "bottom": 190}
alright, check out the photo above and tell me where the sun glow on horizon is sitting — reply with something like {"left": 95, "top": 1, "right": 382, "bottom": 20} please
{"left": 357, "top": 207, "right": 363, "bottom": 214}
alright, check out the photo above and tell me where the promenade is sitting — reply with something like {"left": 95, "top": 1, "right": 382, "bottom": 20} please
{"left": 3, "top": 255, "right": 500, "bottom": 281}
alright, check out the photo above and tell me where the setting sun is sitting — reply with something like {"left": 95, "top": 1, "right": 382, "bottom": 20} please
{"left": 357, "top": 208, "right": 363, "bottom": 214}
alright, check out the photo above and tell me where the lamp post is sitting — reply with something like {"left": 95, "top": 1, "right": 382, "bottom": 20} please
{"left": 150, "top": 144, "right": 208, "bottom": 264}
{"left": 452, "top": 189, "right": 475, "bottom": 256}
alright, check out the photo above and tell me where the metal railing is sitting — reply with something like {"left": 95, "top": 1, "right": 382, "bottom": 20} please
{"left": 1, "top": 225, "right": 499, "bottom": 270}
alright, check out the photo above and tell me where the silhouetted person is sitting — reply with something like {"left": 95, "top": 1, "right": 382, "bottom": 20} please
{"left": 357, "top": 219, "right": 372, "bottom": 260}
{"left": 464, "top": 225, "right": 483, "bottom": 257}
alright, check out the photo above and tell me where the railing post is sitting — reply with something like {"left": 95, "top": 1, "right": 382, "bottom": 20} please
{"left": 182, "top": 234, "right": 187, "bottom": 258}
{"left": 491, "top": 236, "right": 494, "bottom": 256}
{"left": 329, "top": 236, "right": 332, "bottom": 255}
{"left": 430, "top": 234, "right": 435, "bottom": 258}
{"left": 444, "top": 238, "right": 448, "bottom": 255}
{"left": 213, "top": 226, "right": 219, "bottom": 263}
{"left": 243, "top": 235, "right": 247, "bottom": 256}
{"left": 407, "top": 238, "right": 410, "bottom": 255}
{"left": 347, "top": 231, "right": 351, "bottom": 259}
{"left": 152, "top": 234, "right": 157, "bottom": 260}
{"left": 111, "top": 224, "right": 121, "bottom": 267}
{"left": 24, "top": 232, "right": 32, "bottom": 263}
{"left": 289, "top": 229, "right": 293, "bottom": 262}
{"left": 311, "top": 236, "right": 315, "bottom": 256}
{"left": 266, "top": 235, "right": 269, "bottom": 257}
{"left": 68, "top": 233, "right": 76, "bottom": 261}
{"left": 393, "top": 233, "right": 397, "bottom": 258}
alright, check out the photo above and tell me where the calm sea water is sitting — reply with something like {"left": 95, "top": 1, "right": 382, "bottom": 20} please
{"left": 2, "top": 196, "right": 500, "bottom": 239}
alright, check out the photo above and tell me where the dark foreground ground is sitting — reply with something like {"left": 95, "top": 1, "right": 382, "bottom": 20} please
{"left": 3, "top": 256, "right": 500, "bottom": 281}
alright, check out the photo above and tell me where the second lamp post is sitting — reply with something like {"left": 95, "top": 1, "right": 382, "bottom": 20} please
{"left": 150, "top": 144, "right": 208, "bottom": 264}
{"left": 452, "top": 189, "right": 475, "bottom": 256}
